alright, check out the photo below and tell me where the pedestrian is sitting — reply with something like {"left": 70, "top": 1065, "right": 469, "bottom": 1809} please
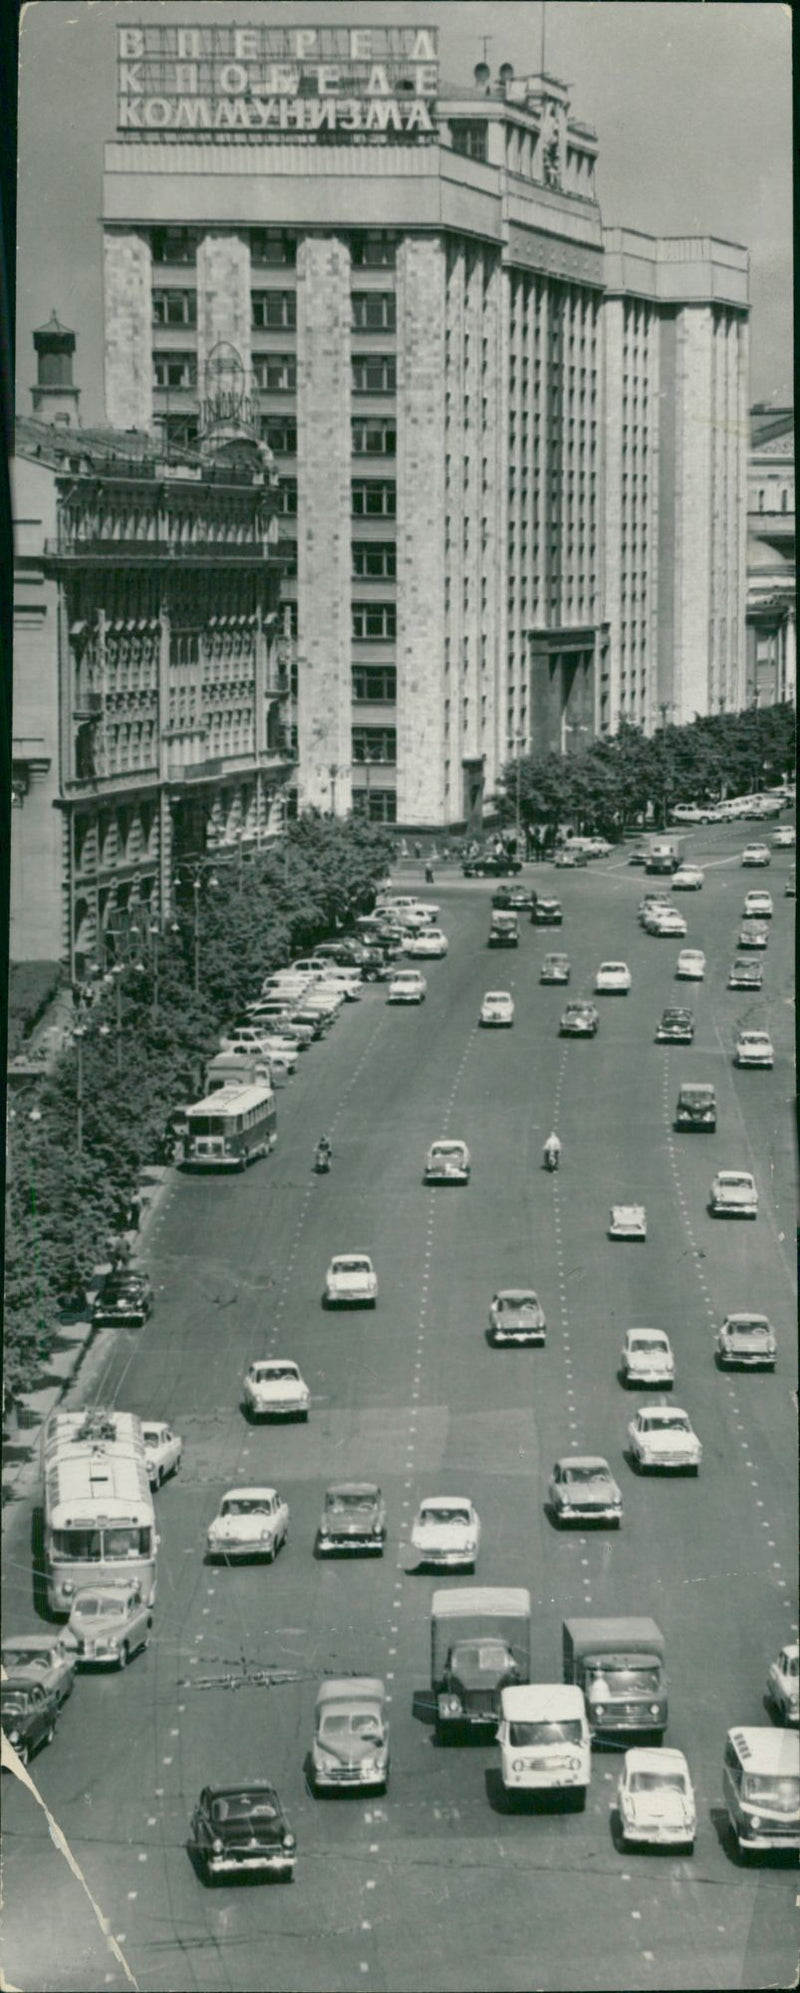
{"left": 425, "top": 862, "right": 435, "bottom": 884}
{"left": 414, "top": 840, "right": 422, "bottom": 861}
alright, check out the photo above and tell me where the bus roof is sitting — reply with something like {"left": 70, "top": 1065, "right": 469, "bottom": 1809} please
{"left": 43, "top": 1408, "right": 152, "bottom": 1524}
{"left": 186, "top": 1083, "right": 274, "bottom": 1117}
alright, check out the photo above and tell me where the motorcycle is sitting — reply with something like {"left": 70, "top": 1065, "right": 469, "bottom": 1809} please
{"left": 543, "top": 1145, "right": 561, "bottom": 1173}
{"left": 314, "top": 1141, "right": 332, "bottom": 1175}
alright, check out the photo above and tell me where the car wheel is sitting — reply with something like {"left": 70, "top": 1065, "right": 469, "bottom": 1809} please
{"left": 15, "top": 1740, "right": 30, "bottom": 1767}
{"left": 118, "top": 1643, "right": 130, "bottom": 1670}
{"left": 265, "top": 1545, "right": 276, "bottom": 1564}
{"left": 43, "top": 1723, "right": 56, "bottom": 1749}
{"left": 281, "top": 1867, "right": 295, "bottom": 1883}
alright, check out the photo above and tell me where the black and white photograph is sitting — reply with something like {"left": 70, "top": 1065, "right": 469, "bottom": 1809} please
{"left": 3, "top": 2, "right": 796, "bottom": 1988}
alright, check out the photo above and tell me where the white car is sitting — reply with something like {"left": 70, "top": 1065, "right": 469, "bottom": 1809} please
{"left": 621, "top": 1329, "right": 675, "bottom": 1389}
{"left": 316, "top": 968, "right": 363, "bottom": 1001}
{"left": 540, "top": 952, "right": 570, "bottom": 984}
{"left": 488, "top": 1288, "right": 546, "bottom": 1346}
{"left": 735, "top": 1029, "right": 774, "bottom": 1069}
{"left": 404, "top": 928, "right": 448, "bottom": 958}
{"left": 141, "top": 1421, "right": 183, "bottom": 1489}
{"left": 627, "top": 1405, "right": 702, "bottom": 1473}
{"left": 676, "top": 948, "right": 706, "bottom": 980}
{"left": 651, "top": 908, "right": 688, "bottom": 937}
{"left": 220, "top": 1026, "right": 276, "bottom": 1055}
{"left": 480, "top": 990, "right": 515, "bottom": 1027}
{"left": 387, "top": 969, "right": 427, "bottom": 1003}
{"left": 595, "top": 962, "right": 632, "bottom": 994}
{"left": 772, "top": 825, "right": 796, "bottom": 848}
{"left": 424, "top": 1138, "right": 470, "bottom": 1184}
{"left": 767, "top": 1643, "right": 799, "bottom": 1726}
{"left": 716, "top": 1312, "right": 776, "bottom": 1370}
{"left": 325, "top": 1253, "right": 378, "bottom": 1308}
{"left": 617, "top": 1748, "right": 696, "bottom": 1851}
{"left": 639, "top": 895, "right": 671, "bottom": 925}
{"left": 743, "top": 890, "right": 773, "bottom": 919}
{"left": 206, "top": 1487, "right": 289, "bottom": 1563}
{"left": 710, "top": 1170, "right": 758, "bottom": 1218}
{"left": 609, "top": 1204, "right": 647, "bottom": 1241}
{"left": 379, "top": 895, "right": 439, "bottom": 923}
{"left": 410, "top": 1496, "right": 481, "bottom": 1570}
{"left": 741, "top": 844, "right": 771, "bottom": 866}
{"left": 672, "top": 866, "right": 704, "bottom": 891}
{"left": 242, "top": 1358, "right": 310, "bottom": 1420}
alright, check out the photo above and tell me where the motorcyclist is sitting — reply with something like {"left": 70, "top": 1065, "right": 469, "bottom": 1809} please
{"left": 316, "top": 1133, "right": 332, "bottom": 1162}
{"left": 543, "top": 1131, "right": 561, "bottom": 1170}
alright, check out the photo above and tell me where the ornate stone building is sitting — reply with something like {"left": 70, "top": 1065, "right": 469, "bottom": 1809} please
{"left": 746, "top": 405, "right": 795, "bottom": 707}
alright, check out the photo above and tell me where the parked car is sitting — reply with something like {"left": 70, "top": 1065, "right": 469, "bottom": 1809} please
{"left": 480, "top": 990, "right": 515, "bottom": 1027}
{"left": 621, "top": 1328, "right": 675, "bottom": 1389}
{"left": 716, "top": 1313, "right": 776, "bottom": 1370}
{"left": 1, "top": 1679, "right": 60, "bottom": 1766}
{"left": 387, "top": 968, "right": 427, "bottom": 1004}
{"left": 735, "top": 1029, "right": 774, "bottom": 1069}
{"left": 325, "top": 1253, "right": 378, "bottom": 1307}
{"left": 627, "top": 1406, "right": 702, "bottom": 1473}
{"left": 424, "top": 1139, "right": 470, "bottom": 1184}
{"left": 786, "top": 869, "right": 796, "bottom": 898}
{"left": 548, "top": 1457, "right": 623, "bottom": 1527}
{"left": 1, "top": 1634, "right": 76, "bottom": 1711}
{"left": 317, "top": 1483, "right": 386, "bottom": 1554}
{"left": 92, "top": 1271, "right": 153, "bottom": 1328}
{"left": 728, "top": 957, "right": 764, "bottom": 989}
{"left": 410, "top": 1496, "right": 481, "bottom": 1570}
{"left": 540, "top": 952, "right": 570, "bottom": 984}
{"left": 206, "top": 1487, "right": 289, "bottom": 1563}
{"left": 242, "top": 1358, "right": 310, "bottom": 1420}
{"left": 655, "top": 1007, "right": 694, "bottom": 1044}
{"left": 310, "top": 1679, "right": 390, "bottom": 1794}
{"left": 595, "top": 961, "right": 631, "bottom": 994}
{"left": 66, "top": 1582, "right": 152, "bottom": 1668}
{"left": 141, "top": 1421, "right": 183, "bottom": 1489}
{"left": 766, "top": 1644, "right": 799, "bottom": 1725}
{"left": 488, "top": 1288, "right": 546, "bottom": 1346}
{"left": 189, "top": 1783, "right": 296, "bottom": 1882}
{"left": 609, "top": 1204, "right": 647, "bottom": 1241}
{"left": 676, "top": 949, "right": 706, "bottom": 980}
{"left": 617, "top": 1748, "right": 696, "bottom": 1851}
{"left": 710, "top": 1170, "right": 758, "bottom": 1218}
{"left": 560, "top": 1001, "right": 599, "bottom": 1037}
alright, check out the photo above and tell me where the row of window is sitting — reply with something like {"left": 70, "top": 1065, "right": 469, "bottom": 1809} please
{"left": 352, "top": 727, "right": 396, "bottom": 763}
{"left": 152, "top": 289, "right": 396, "bottom": 333}
{"left": 151, "top": 229, "right": 397, "bottom": 269}
{"left": 277, "top": 480, "right": 398, "bottom": 517}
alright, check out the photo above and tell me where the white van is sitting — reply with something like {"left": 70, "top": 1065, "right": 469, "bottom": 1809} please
{"left": 723, "top": 1726, "right": 799, "bottom": 1856}
{"left": 496, "top": 1684, "right": 590, "bottom": 1806}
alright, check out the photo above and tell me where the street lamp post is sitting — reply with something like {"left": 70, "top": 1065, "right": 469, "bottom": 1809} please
{"left": 193, "top": 873, "right": 201, "bottom": 994}
{"left": 110, "top": 963, "right": 124, "bottom": 1075}
{"left": 73, "top": 1025, "right": 86, "bottom": 1155}
{"left": 149, "top": 921, "right": 160, "bottom": 1019}
{"left": 507, "top": 733, "right": 525, "bottom": 852}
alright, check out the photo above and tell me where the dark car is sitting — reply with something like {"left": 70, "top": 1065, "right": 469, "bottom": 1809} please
{"left": 491, "top": 887, "right": 512, "bottom": 910}
{"left": 1, "top": 1678, "right": 60, "bottom": 1767}
{"left": 532, "top": 897, "right": 563, "bottom": 926}
{"left": 318, "top": 1482, "right": 387, "bottom": 1554}
{"left": 675, "top": 1083, "right": 717, "bottom": 1132}
{"left": 506, "top": 885, "right": 533, "bottom": 911}
{"left": 92, "top": 1272, "right": 153, "bottom": 1328}
{"left": 189, "top": 1782, "right": 296, "bottom": 1883}
{"left": 655, "top": 1007, "right": 695, "bottom": 1045}
{"left": 463, "top": 853, "right": 522, "bottom": 878}
{"left": 728, "top": 958, "right": 764, "bottom": 990}
{"left": 559, "top": 1001, "right": 599, "bottom": 1037}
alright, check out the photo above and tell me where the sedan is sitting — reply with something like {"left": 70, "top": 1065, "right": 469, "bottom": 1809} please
{"left": 141, "top": 1421, "right": 183, "bottom": 1489}
{"left": 672, "top": 866, "right": 704, "bottom": 891}
{"left": 540, "top": 953, "right": 570, "bottom": 984}
{"left": 621, "top": 1328, "right": 675, "bottom": 1389}
{"left": 716, "top": 1312, "right": 776, "bottom": 1370}
{"left": 318, "top": 1483, "right": 386, "bottom": 1555}
{"left": 480, "top": 990, "right": 515, "bottom": 1027}
{"left": 655, "top": 1007, "right": 694, "bottom": 1044}
{"left": 548, "top": 1456, "right": 622, "bottom": 1527}
{"left": 767, "top": 1644, "right": 799, "bottom": 1726}
{"left": 728, "top": 958, "right": 764, "bottom": 990}
{"left": 488, "top": 1288, "right": 546, "bottom": 1347}
{"left": 741, "top": 844, "right": 771, "bottom": 866}
{"left": 1, "top": 1635, "right": 76, "bottom": 1710}
{"left": 650, "top": 909, "right": 688, "bottom": 937}
{"left": 627, "top": 1406, "right": 702, "bottom": 1473}
{"left": 617, "top": 1748, "right": 696, "bottom": 1852}
{"left": 404, "top": 928, "right": 449, "bottom": 958}
{"left": 424, "top": 1139, "right": 470, "bottom": 1184}
{"left": 710, "top": 1170, "right": 758, "bottom": 1218}
{"left": 772, "top": 825, "right": 796, "bottom": 848}
{"left": 387, "top": 969, "right": 427, "bottom": 1003}
{"left": 91, "top": 1272, "right": 153, "bottom": 1328}
{"left": 743, "top": 890, "right": 773, "bottom": 918}
{"left": 595, "top": 962, "right": 631, "bottom": 994}
{"left": 189, "top": 1783, "right": 296, "bottom": 1883}
{"left": 67, "top": 1583, "right": 152, "bottom": 1667}
{"left": 737, "top": 921, "right": 769, "bottom": 950}
{"left": 560, "top": 1002, "right": 599, "bottom": 1037}
{"left": 242, "top": 1359, "right": 310, "bottom": 1420}
{"left": 1, "top": 1680, "right": 60, "bottom": 1767}
{"left": 735, "top": 1029, "right": 774, "bottom": 1069}
{"left": 532, "top": 897, "right": 563, "bottom": 925}
{"left": 410, "top": 1497, "right": 481, "bottom": 1570}
{"left": 311, "top": 1679, "right": 390, "bottom": 1795}
{"left": 325, "top": 1253, "right": 378, "bottom": 1307}
{"left": 609, "top": 1204, "right": 647, "bottom": 1241}
{"left": 676, "top": 949, "right": 706, "bottom": 980}
{"left": 206, "top": 1487, "right": 289, "bottom": 1563}
{"left": 506, "top": 885, "right": 533, "bottom": 911}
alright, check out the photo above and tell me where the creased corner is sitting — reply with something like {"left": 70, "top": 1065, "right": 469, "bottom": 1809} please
{"left": 1, "top": 1729, "right": 139, "bottom": 1989}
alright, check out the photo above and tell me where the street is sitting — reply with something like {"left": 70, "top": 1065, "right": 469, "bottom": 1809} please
{"left": 2, "top": 824, "right": 797, "bottom": 1993}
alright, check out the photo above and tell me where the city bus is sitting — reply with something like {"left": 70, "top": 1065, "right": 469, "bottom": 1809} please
{"left": 42, "top": 1409, "right": 157, "bottom": 1614}
{"left": 184, "top": 1081, "right": 276, "bottom": 1169}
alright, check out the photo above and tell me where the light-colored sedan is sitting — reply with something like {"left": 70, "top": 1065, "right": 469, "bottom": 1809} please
{"left": 325, "top": 1253, "right": 378, "bottom": 1307}
{"left": 618, "top": 1748, "right": 696, "bottom": 1851}
{"left": 540, "top": 952, "right": 570, "bottom": 984}
{"left": 488, "top": 1288, "right": 546, "bottom": 1346}
{"left": 710, "top": 1170, "right": 758, "bottom": 1218}
{"left": 243, "top": 1358, "right": 310, "bottom": 1420}
{"left": 424, "top": 1138, "right": 470, "bottom": 1183}
{"left": 743, "top": 890, "right": 774, "bottom": 919}
{"left": 410, "top": 1497, "right": 481, "bottom": 1570}
{"left": 676, "top": 948, "right": 706, "bottom": 980}
{"left": 772, "top": 825, "right": 796, "bottom": 848}
{"left": 206, "top": 1487, "right": 289, "bottom": 1563}
{"left": 141, "top": 1421, "right": 183, "bottom": 1489}
{"left": 548, "top": 1457, "right": 622, "bottom": 1527}
{"left": 628, "top": 1406, "right": 702, "bottom": 1473}
{"left": 1, "top": 1634, "right": 76, "bottom": 1710}
{"left": 621, "top": 1328, "right": 675, "bottom": 1389}
{"left": 404, "top": 928, "right": 448, "bottom": 958}
{"left": 767, "top": 1643, "right": 799, "bottom": 1725}
{"left": 737, "top": 921, "right": 769, "bottom": 949}
{"left": 728, "top": 957, "right": 763, "bottom": 989}
{"left": 480, "top": 990, "right": 515, "bottom": 1027}
{"left": 609, "top": 1204, "right": 647, "bottom": 1241}
{"left": 387, "top": 968, "right": 427, "bottom": 1003}
{"left": 672, "top": 866, "right": 704, "bottom": 891}
{"left": 741, "top": 844, "right": 771, "bottom": 866}
{"left": 650, "top": 909, "right": 688, "bottom": 937}
{"left": 595, "top": 962, "right": 631, "bottom": 993}
{"left": 735, "top": 1029, "right": 774, "bottom": 1069}
{"left": 67, "top": 1583, "right": 152, "bottom": 1668}
{"left": 716, "top": 1313, "right": 776, "bottom": 1370}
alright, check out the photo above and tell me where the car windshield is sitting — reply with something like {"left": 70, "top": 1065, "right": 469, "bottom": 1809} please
{"left": 327, "top": 1493, "right": 375, "bottom": 1514}
{"left": 629, "top": 1771, "right": 687, "bottom": 1795}
{"left": 74, "top": 1596, "right": 127, "bottom": 1619}
{"left": 320, "top": 1712, "right": 383, "bottom": 1740}
{"left": 742, "top": 1775, "right": 800, "bottom": 1812}
{"left": 642, "top": 1415, "right": 690, "bottom": 1432}
{"left": 221, "top": 1498, "right": 272, "bottom": 1516}
{"left": 498, "top": 1295, "right": 538, "bottom": 1312}
{"left": 431, "top": 1144, "right": 463, "bottom": 1157}
{"left": 563, "top": 1466, "right": 609, "bottom": 1485}
{"left": 783, "top": 1654, "right": 799, "bottom": 1678}
{"left": 509, "top": 1719, "right": 582, "bottom": 1746}
{"left": 334, "top": 1260, "right": 371, "bottom": 1274}
{"left": 682, "top": 1088, "right": 713, "bottom": 1101}
{"left": 729, "top": 1320, "right": 770, "bottom": 1338}
{"left": 719, "top": 1175, "right": 752, "bottom": 1189}
{"left": 1, "top": 1690, "right": 32, "bottom": 1712}
{"left": 630, "top": 1335, "right": 667, "bottom": 1352}
{"left": 3, "top": 1647, "right": 54, "bottom": 1669}
{"left": 420, "top": 1507, "right": 471, "bottom": 1527}
{"left": 255, "top": 1366, "right": 297, "bottom": 1381}
{"left": 51, "top": 1526, "right": 151, "bottom": 1561}
{"left": 210, "top": 1793, "right": 278, "bottom": 1824}
{"left": 740, "top": 1034, "right": 768, "bottom": 1046}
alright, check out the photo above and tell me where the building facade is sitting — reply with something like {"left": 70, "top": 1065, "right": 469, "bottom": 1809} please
{"left": 746, "top": 405, "right": 795, "bottom": 707}
{"left": 100, "top": 23, "right": 750, "bottom": 826}
{"left": 12, "top": 325, "right": 291, "bottom": 969}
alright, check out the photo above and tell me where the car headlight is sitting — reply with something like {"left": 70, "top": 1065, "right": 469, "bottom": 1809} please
{"left": 105, "top": 1636, "right": 120, "bottom": 1651}
{"left": 361, "top": 1758, "right": 380, "bottom": 1776}
{"left": 749, "top": 1813, "right": 761, "bottom": 1831}
{"left": 441, "top": 1695, "right": 462, "bottom": 1716}
{"left": 283, "top": 1832, "right": 296, "bottom": 1850}
{"left": 212, "top": 1836, "right": 224, "bottom": 1854}
{"left": 512, "top": 1758, "right": 526, "bottom": 1773}
{"left": 320, "top": 1520, "right": 330, "bottom": 1536}
{"left": 62, "top": 1582, "right": 76, "bottom": 1598}
{"left": 593, "top": 1703, "right": 606, "bottom": 1718}
{"left": 8, "top": 1730, "right": 21, "bottom": 1745}
{"left": 372, "top": 1519, "right": 383, "bottom": 1534}
{"left": 649, "top": 1703, "right": 661, "bottom": 1716}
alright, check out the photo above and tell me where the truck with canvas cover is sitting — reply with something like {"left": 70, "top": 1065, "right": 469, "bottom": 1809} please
{"left": 562, "top": 1617, "right": 667, "bottom": 1742}
{"left": 432, "top": 1587, "right": 531, "bottom": 1738}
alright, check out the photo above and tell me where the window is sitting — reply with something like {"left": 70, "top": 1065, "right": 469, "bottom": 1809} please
{"left": 352, "top": 419, "right": 396, "bottom": 457}
{"left": 352, "top": 481, "right": 396, "bottom": 517}
{"left": 352, "top": 542, "right": 396, "bottom": 579}
{"left": 449, "top": 121, "right": 488, "bottom": 162}
{"left": 352, "top": 727, "right": 397, "bottom": 764}
{"left": 276, "top": 479, "right": 298, "bottom": 516}
{"left": 153, "top": 353, "right": 197, "bottom": 390}
{"left": 354, "top": 788, "right": 397, "bottom": 823}
{"left": 352, "top": 666, "right": 397, "bottom": 702}
{"left": 252, "top": 291, "right": 296, "bottom": 330}
{"left": 352, "top": 603, "right": 396, "bottom": 640}
{"left": 352, "top": 293, "right": 396, "bottom": 332}
{"left": 350, "top": 232, "right": 396, "bottom": 268}
{"left": 151, "top": 228, "right": 197, "bottom": 265}
{"left": 160, "top": 414, "right": 199, "bottom": 450}
{"left": 278, "top": 539, "right": 298, "bottom": 577}
{"left": 261, "top": 419, "right": 297, "bottom": 454}
{"left": 152, "top": 289, "right": 197, "bottom": 327}
{"left": 281, "top": 601, "right": 299, "bottom": 638}
{"left": 251, "top": 229, "right": 296, "bottom": 266}
{"left": 352, "top": 355, "right": 397, "bottom": 394}
{"left": 253, "top": 354, "right": 297, "bottom": 392}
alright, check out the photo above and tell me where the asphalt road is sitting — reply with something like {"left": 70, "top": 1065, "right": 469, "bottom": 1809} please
{"left": 3, "top": 824, "right": 797, "bottom": 1993}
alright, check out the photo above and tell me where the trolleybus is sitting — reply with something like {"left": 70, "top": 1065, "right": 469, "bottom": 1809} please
{"left": 42, "top": 1409, "right": 157, "bottom": 1614}
{"left": 184, "top": 1081, "right": 276, "bottom": 1169}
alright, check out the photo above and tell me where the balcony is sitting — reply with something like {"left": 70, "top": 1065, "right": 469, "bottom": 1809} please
{"left": 73, "top": 691, "right": 103, "bottom": 720}
{"left": 46, "top": 537, "right": 275, "bottom": 566}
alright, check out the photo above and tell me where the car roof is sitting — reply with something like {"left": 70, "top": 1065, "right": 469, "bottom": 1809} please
{"left": 251, "top": 1359, "right": 299, "bottom": 1374}
{"left": 1, "top": 1675, "right": 46, "bottom": 1694}
{"left": 496, "top": 1288, "right": 539, "bottom": 1302}
{"left": 484, "top": 991, "right": 513, "bottom": 1001}
{"left": 639, "top": 1405, "right": 689, "bottom": 1419}
{"left": 725, "top": 1728, "right": 799, "bottom": 1774}
{"left": 315, "top": 1677, "right": 385, "bottom": 1706}
{"left": 220, "top": 1486, "right": 279, "bottom": 1501}
{"left": 326, "top": 1481, "right": 380, "bottom": 1497}
{"left": 2, "top": 1634, "right": 64, "bottom": 1652}
{"left": 331, "top": 1252, "right": 371, "bottom": 1262}
{"left": 501, "top": 1683, "right": 583, "bottom": 1718}
{"left": 418, "top": 1495, "right": 472, "bottom": 1509}
{"left": 206, "top": 1780, "right": 279, "bottom": 1800}
{"left": 624, "top": 1747, "right": 688, "bottom": 1774}
{"left": 557, "top": 1456, "right": 612, "bottom": 1473}
{"left": 626, "top": 1327, "right": 669, "bottom": 1340}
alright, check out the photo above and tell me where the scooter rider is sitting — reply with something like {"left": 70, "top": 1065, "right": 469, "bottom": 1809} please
{"left": 543, "top": 1130, "right": 561, "bottom": 1171}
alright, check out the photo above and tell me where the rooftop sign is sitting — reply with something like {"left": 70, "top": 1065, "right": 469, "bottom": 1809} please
{"left": 118, "top": 24, "right": 438, "bottom": 139}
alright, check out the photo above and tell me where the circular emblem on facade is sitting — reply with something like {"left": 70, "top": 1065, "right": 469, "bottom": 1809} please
{"left": 204, "top": 341, "right": 247, "bottom": 423}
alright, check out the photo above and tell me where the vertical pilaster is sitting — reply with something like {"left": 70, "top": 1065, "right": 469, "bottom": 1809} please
{"left": 395, "top": 235, "right": 446, "bottom": 824}
{"left": 296, "top": 235, "right": 353, "bottom": 813}
{"left": 196, "top": 233, "right": 252, "bottom": 395}
{"left": 104, "top": 230, "right": 153, "bottom": 429}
